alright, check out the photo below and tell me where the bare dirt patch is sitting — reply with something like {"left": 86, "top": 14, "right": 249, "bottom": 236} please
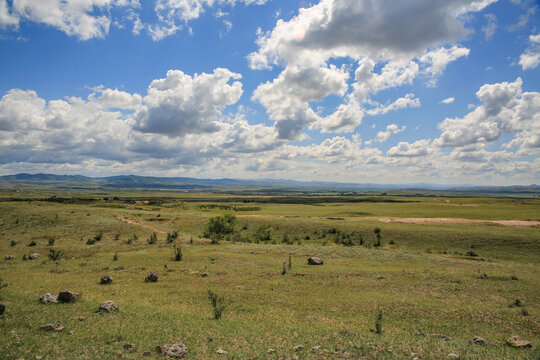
{"left": 373, "top": 217, "right": 540, "bottom": 227}
{"left": 115, "top": 215, "right": 167, "bottom": 233}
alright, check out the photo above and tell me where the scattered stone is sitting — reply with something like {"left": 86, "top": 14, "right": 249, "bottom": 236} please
{"left": 41, "top": 323, "right": 64, "bottom": 331}
{"left": 447, "top": 353, "right": 460, "bottom": 359}
{"left": 145, "top": 272, "right": 159, "bottom": 283}
{"left": 345, "top": 329, "right": 357, "bottom": 336}
{"left": 142, "top": 350, "right": 152, "bottom": 357}
{"left": 97, "top": 300, "right": 118, "bottom": 313}
{"left": 507, "top": 336, "right": 532, "bottom": 348}
{"left": 68, "top": 331, "right": 74, "bottom": 335}
{"left": 312, "top": 346, "right": 321, "bottom": 351}
{"left": 124, "top": 343, "right": 136, "bottom": 349}
{"left": 156, "top": 343, "right": 188, "bottom": 358}
{"left": 428, "top": 333, "right": 452, "bottom": 341}
{"left": 100, "top": 275, "right": 113, "bottom": 285}
{"left": 200, "top": 272, "right": 209, "bottom": 277}
{"left": 78, "top": 316, "right": 85, "bottom": 321}
{"left": 293, "top": 345, "right": 304, "bottom": 351}
{"left": 215, "top": 349, "right": 228, "bottom": 355}
{"left": 28, "top": 253, "right": 40, "bottom": 260}
{"left": 58, "top": 290, "right": 79, "bottom": 303}
{"left": 267, "top": 348, "right": 276, "bottom": 354}
{"left": 36, "top": 356, "right": 43, "bottom": 360}
{"left": 471, "top": 336, "right": 489, "bottom": 345}
{"left": 39, "top": 293, "right": 58, "bottom": 304}
{"left": 0, "top": 304, "right": 5, "bottom": 315}
{"left": 307, "top": 257, "right": 323, "bottom": 265}
{"left": 5, "top": 255, "right": 14, "bottom": 260}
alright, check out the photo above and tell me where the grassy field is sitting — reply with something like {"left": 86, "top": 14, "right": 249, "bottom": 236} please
{"left": 0, "top": 191, "right": 539, "bottom": 359}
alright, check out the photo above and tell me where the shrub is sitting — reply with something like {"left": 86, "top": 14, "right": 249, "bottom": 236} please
{"left": 204, "top": 214, "right": 236, "bottom": 244}
{"left": 114, "top": 233, "right": 120, "bottom": 241}
{"left": 86, "top": 238, "right": 96, "bottom": 245}
{"left": 126, "top": 233, "right": 137, "bottom": 244}
{"left": 113, "top": 252, "right": 119, "bottom": 261}
{"left": 466, "top": 250, "right": 479, "bottom": 257}
{"left": 282, "top": 234, "right": 291, "bottom": 245}
{"left": 521, "top": 308, "right": 529, "bottom": 316}
{"left": 94, "top": 232, "right": 103, "bottom": 242}
{"left": 48, "top": 249, "right": 63, "bottom": 261}
{"left": 28, "top": 241, "right": 37, "bottom": 247}
{"left": 48, "top": 238, "right": 55, "bottom": 246}
{"left": 374, "top": 310, "right": 382, "bottom": 334}
{"left": 208, "top": 290, "right": 227, "bottom": 319}
{"left": 9, "top": 240, "right": 16, "bottom": 247}
{"left": 166, "top": 230, "right": 179, "bottom": 243}
{"left": 147, "top": 232, "right": 158, "bottom": 244}
{"left": 173, "top": 245, "right": 182, "bottom": 261}
{"left": 374, "top": 227, "right": 382, "bottom": 247}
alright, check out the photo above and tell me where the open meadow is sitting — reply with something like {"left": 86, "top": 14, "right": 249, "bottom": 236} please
{"left": 0, "top": 190, "right": 539, "bottom": 359}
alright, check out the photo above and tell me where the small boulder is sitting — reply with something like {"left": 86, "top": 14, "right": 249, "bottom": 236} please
{"left": 428, "top": 333, "right": 452, "bottom": 341}
{"left": 293, "top": 345, "right": 304, "bottom": 351}
{"left": 100, "top": 275, "right": 113, "bottom": 285}
{"left": 307, "top": 256, "right": 323, "bottom": 265}
{"left": 145, "top": 271, "right": 159, "bottom": 282}
{"left": 215, "top": 349, "right": 228, "bottom": 355}
{"left": 156, "top": 343, "right": 187, "bottom": 358}
{"left": 124, "top": 342, "right": 136, "bottom": 349}
{"left": 97, "top": 300, "right": 118, "bottom": 313}
{"left": 41, "top": 323, "right": 64, "bottom": 331}
{"left": 471, "top": 336, "right": 489, "bottom": 345}
{"left": 447, "top": 354, "right": 460, "bottom": 359}
{"left": 5, "top": 255, "right": 14, "bottom": 260}
{"left": 28, "top": 253, "right": 40, "bottom": 260}
{"left": 507, "top": 336, "right": 532, "bottom": 348}
{"left": 58, "top": 290, "right": 79, "bottom": 303}
{"left": 39, "top": 293, "right": 58, "bottom": 304}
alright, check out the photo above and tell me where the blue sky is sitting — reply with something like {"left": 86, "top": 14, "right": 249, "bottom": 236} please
{"left": 0, "top": 0, "right": 539, "bottom": 185}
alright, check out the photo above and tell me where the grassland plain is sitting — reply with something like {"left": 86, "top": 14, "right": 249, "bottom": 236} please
{"left": 0, "top": 191, "right": 539, "bottom": 359}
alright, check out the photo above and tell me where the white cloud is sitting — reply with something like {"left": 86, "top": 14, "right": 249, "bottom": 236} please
{"left": 0, "top": 0, "right": 19, "bottom": 28}
{"left": 365, "top": 94, "right": 421, "bottom": 116}
{"left": 441, "top": 97, "right": 456, "bottom": 104}
{"left": 519, "top": 33, "right": 540, "bottom": 70}
{"left": 482, "top": 13, "right": 497, "bottom": 40}
{"left": 134, "top": 68, "right": 243, "bottom": 136}
{"left": 375, "top": 124, "right": 406, "bottom": 143}
{"left": 419, "top": 45, "right": 470, "bottom": 86}
{"left": 387, "top": 139, "right": 432, "bottom": 157}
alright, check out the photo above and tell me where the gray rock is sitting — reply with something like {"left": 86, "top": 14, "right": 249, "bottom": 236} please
{"left": 58, "top": 290, "right": 79, "bottom": 303}
{"left": 293, "top": 345, "right": 304, "bottom": 351}
{"left": 39, "top": 293, "right": 58, "bottom": 304}
{"left": 215, "top": 349, "right": 228, "bottom": 355}
{"left": 41, "top": 323, "right": 64, "bottom": 331}
{"left": 428, "top": 333, "right": 452, "bottom": 341}
{"left": 156, "top": 343, "right": 187, "bottom": 358}
{"left": 28, "top": 253, "right": 40, "bottom": 260}
{"left": 5, "top": 255, "right": 14, "bottom": 260}
{"left": 36, "top": 356, "right": 43, "bottom": 360}
{"left": 471, "top": 336, "right": 489, "bottom": 345}
{"left": 145, "top": 271, "right": 159, "bottom": 282}
{"left": 124, "top": 342, "right": 136, "bottom": 349}
{"left": 307, "top": 256, "right": 323, "bottom": 265}
{"left": 100, "top": 275, "right": 113, "bottom": 285}
{"left": 447, "top": 354, "right": 460, "bottom": 359}
{"left": 507, "top": 336, "right": 532, "bottom": 348}
{"left": 97, "top": 300, "right": 118, "bottom": 313}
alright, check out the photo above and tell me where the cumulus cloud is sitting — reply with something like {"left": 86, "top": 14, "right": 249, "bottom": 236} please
{"left": 375, "top": 124, "right": 406, "bottom": 143}
{"left": 134, "top": 68, "right": 243, "bottom": 136}
{"left": 482, "top": 13, "right": 497, "bottom": 40}
{"left": 441, "top": 97, "right": 456, "bottom": 104}
{"left": 387, "top": 139, "right": 432, "bottom": 157}
{"left": 419, "top": 45, "right": 470, "bottom": 86}
{"left": 519, "top": 33, "right": 540, "bottom": 70}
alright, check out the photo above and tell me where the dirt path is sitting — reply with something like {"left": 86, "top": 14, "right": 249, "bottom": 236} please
{"left": 239, "top": 214, "right": 539, "bottom": 227}
{"left": 372, "top": 217, "right": 540, "bottom": 227}
{"left": 115, "top": 215, "right": 167, "bottom": 234}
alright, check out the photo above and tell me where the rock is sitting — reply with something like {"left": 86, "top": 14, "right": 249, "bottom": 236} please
{"left": 124, "top": 342, "right": 136, "bottom": 349}
{"left": 145, "top": 271, "right": 159, "bottom": 282}
{"left": 39, "top": 293, "right": 58, "bottom": 304}
{"left": 36, "top": 356, "right": 43, "bottom": 360}
{"left": 507, "top": 336, "right": 532, "bottom": 348}
{"left": 78, "top": 316, "right": 85, "bottom": 321}
{"left": 97, "top": 300, "right": 118, "bottom": 313}
{"left": 312, "top": 346, "right": 321, "bottom": 351}
{"left": 28, "top": 253, "right": 40, "bottom": 260}
{"left": 428, "top": 333, "right": 452, "bottom": 341}
{"left": 293, "top": 345, "right": 303, "bottom": 351}
{"left": 142, "top": 350, "right": 152, "bottom": 357}
{"left": 267, "top": 348, "right": 276, "bottom": 354}
{"left": 471, "top": 336, "right": 489, "bottom": 345}
{"left": 156, "top": 343, "right": 187, "bottom": 358}
{"left": 307, "top": 257, "right": 323, "bottom": 265}
{"left": 58, "top": 290, "right": 79, "bottom": 303}
{"left": 200, "top": 272, "right": 209, "bottom": 277}
{"left": 68, "top": 331, "right": 74, "bottom": 335}
{"left": 100, "top": 275, "right": 113, "bottom": 285}
{"left": 447, "top": 353, "right": 460, "bottom": 359}
{"left": 41, "top": 323, "right": 64, "bottom": 331}
{"left": 215, "top": 349, "right": 228, "bottom": 355}
{"left": 5, "top": 255, "right": 14, "bottom": 260}
{"left": 345, "top": 329, "right": 357, "bottom": 336}
{"left": 0, "top": 304, "right": 5, "bottom": 315}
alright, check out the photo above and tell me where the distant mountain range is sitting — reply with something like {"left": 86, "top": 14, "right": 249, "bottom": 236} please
{"left": 0, "top": 173, "right": 539, "bottom": 194}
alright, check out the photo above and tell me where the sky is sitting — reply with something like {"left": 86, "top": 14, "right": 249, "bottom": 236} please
{"left": 0, "top": 0, "right": 539, "bottom": 185}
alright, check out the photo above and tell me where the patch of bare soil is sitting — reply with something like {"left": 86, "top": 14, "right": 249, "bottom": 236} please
{"left": 115, "top": 215, "right": 167, "bottom": 233}
{"left": 373, "top": 217, "right": 540, "bottom": 227}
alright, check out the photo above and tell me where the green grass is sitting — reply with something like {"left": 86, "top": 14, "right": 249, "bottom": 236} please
{"left": 0, "top": 192, "right": 539, "bottom": 359}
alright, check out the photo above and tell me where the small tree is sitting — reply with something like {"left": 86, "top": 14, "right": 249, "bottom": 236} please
{"left": 208, "top": 290, "right": 227, "bottom": 319}
{"left": 48, "top": 249, "right": 63, "bottom": 261}
{"left": 173, "top": 245, "right": 182, "bottom": 261}
{"left": 147, "top": 232, "right": 158, "bottom": 244}
{"left": 113, "top": 252, "right": 119, "bottom": 261}
{"left": 374, "top": 227, "right": 382, "bottom": 247}
{"left": 166, "top": 230, "right": 179, "bottom": 243}
{"left": 204, "top": 214, "right": 236, "bottom": 244}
